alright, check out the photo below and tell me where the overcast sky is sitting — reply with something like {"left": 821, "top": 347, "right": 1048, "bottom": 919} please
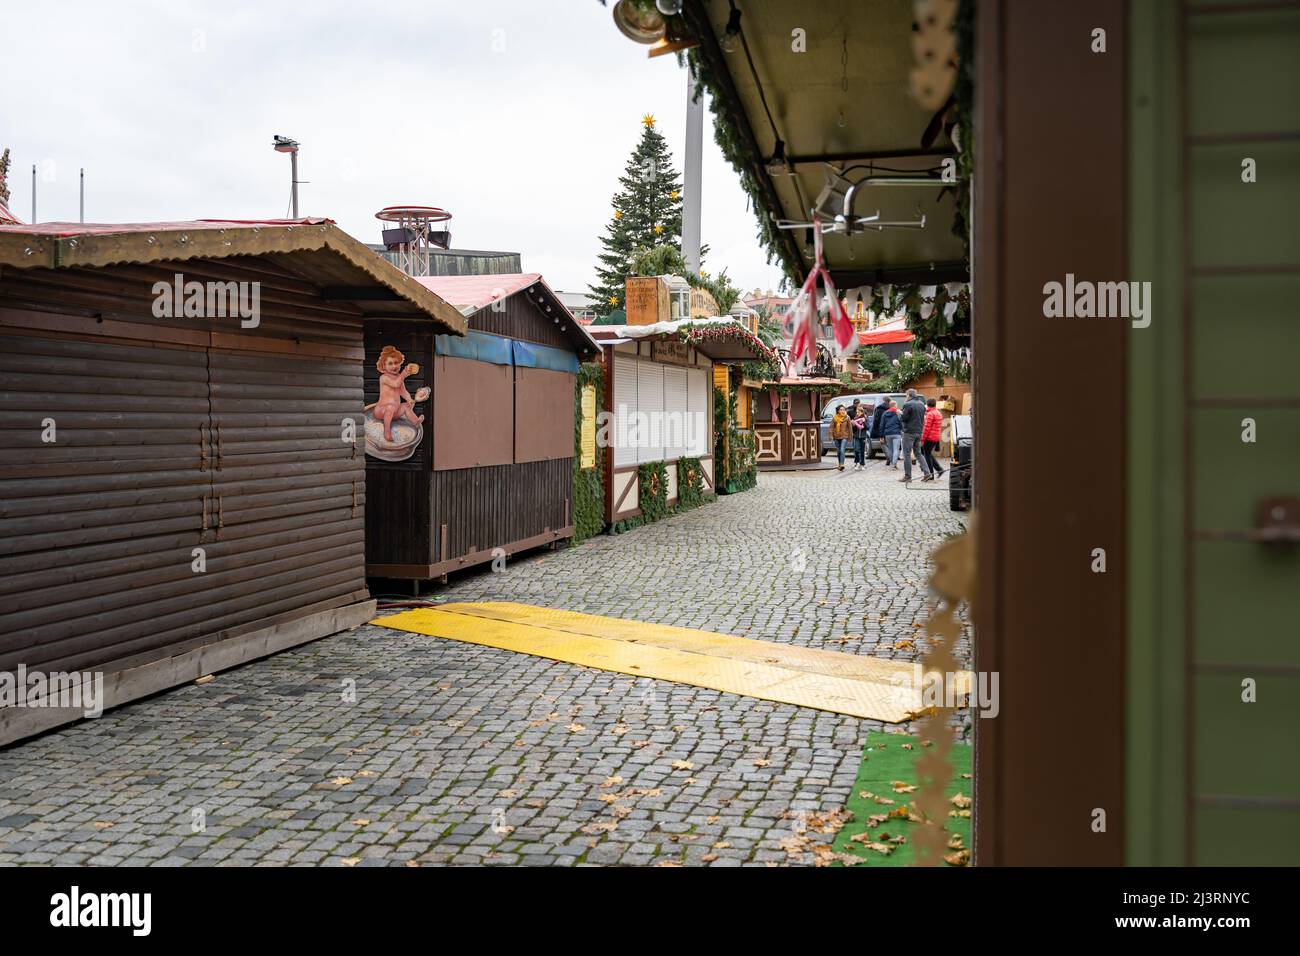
{"left": 1, "top": 0, "right": 787, "bottom": 297}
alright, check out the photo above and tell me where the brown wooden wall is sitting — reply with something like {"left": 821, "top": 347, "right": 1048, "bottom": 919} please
{"left": 973, "top": 0, "right": 1128, "bottom": 865}
{"left": 0, "top": 258, "right": 371, "bottom": 677}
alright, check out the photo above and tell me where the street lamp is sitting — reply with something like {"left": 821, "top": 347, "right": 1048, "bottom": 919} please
{"left": 272, "top": 135, "right": 300, "bottom": 219}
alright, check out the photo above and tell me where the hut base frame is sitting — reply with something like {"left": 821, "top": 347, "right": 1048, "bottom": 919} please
{"left": 0, "top": 599, "right": 376, "bottom": 748}
{"left": 367, "top": 525, "right": 574, "bottom": 581}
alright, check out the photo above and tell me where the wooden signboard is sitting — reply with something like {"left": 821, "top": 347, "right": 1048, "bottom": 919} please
{"left": 625, "top": 276, "right": 669, "bottom": 326}
{"left": 580, "top": 384, "right": 597, "bottom": 469}
{"left": 652, "top": 339, "right": 691, "bottom": 366}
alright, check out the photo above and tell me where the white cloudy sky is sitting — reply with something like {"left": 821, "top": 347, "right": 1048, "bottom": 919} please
{"left": 0, "top": 0, "right": 787, "bottom": 297}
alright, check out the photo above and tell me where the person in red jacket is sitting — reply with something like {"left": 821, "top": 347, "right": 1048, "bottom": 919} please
{"left": 920, "top": 398, "right": 946, "bottom": 481}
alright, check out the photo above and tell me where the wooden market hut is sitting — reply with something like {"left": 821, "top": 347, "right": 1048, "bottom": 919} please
{"left": 0, "top": 218, "right": 466, "bottom": 745}
{"left": 587, "top": 317, "right": 772, "bottom": 525}
{"left": 362, "top": 273, "right": 600, "bottom": 581}
{"left": 753, "top": 374, "right": 843, "bottom": 469}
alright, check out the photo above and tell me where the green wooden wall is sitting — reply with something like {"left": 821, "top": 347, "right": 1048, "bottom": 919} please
{"left": 1128, "top": 0, "right": 1300, "bottom": 866}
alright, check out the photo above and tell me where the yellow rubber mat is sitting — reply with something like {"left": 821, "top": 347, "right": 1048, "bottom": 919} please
{"left": 372, "top": 602, "right": 970, "bottom": 723}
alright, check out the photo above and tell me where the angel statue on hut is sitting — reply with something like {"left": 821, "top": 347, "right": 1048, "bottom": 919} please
{"left": 364, "top": 344, "right": 430, "bottom": 462}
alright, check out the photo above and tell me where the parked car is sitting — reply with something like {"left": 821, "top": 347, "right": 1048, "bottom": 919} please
{"left": 819, "top": 393, "right": 909, "bottom": 457}
{"left": 949, "top": 414, "right": 973, "bottom": 511}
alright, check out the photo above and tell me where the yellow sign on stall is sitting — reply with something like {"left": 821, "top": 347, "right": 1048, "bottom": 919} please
{"left": 580, "top": 384, "right": 597, "bottom": 469}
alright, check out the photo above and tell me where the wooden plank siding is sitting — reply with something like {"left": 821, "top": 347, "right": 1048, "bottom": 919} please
{"left": 0, "top": 259, "right": 373, "bottom": 681}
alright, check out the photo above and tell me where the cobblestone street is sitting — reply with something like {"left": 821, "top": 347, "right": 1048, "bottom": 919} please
{"left": 0, "top": 464, "right": 969, "bottom": 866}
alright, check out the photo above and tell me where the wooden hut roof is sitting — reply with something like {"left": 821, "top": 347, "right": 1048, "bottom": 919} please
{"left": 0, "top": 218, "right": 467, "bottom": 335}
{"left": 416, "top": 272, "right": 600, "bottom": 355}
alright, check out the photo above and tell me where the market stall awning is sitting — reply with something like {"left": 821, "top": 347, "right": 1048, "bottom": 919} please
{"left": 679, "top": 0, "right": 968, "bottom": 289}
{"left": 858, "top": 317, "right": 914, "bottom": 345}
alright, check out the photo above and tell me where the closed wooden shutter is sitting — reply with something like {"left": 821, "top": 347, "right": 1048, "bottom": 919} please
{"left": 0, "top": 333, "right": 210, "bottom": 674}
{"left": 687, "top": 367, "right": 710, "bottom": 456}
{"left": 663, "top": 366, "right": 689, "bottom": 460}
{"left": 612, "top": 354, "right": 638, "bottom": 468}
{"left": 206, "top": 348, "right": 367, "bottom": 635}
{"left": 636, "top": 361, "right": 665, "bottom": 464}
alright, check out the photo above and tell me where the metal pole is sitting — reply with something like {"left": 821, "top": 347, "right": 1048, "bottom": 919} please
{"left": 682, "top": 64, "right": 704, "bottom": 275}
{"left": 80, "top": 168, "right": 84, "bottom": 223}
{"left": 290, "top": 150, "right": 299, "bottom": 219}
{"left": 31, "top": 164, "right": 36, "bottom": 224}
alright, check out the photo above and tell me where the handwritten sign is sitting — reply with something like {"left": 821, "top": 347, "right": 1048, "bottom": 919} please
{"left": 580, "top": 384, "right": 597, "bottom": 469}
{"left": 652, "top": 339, "right": 691, "bottom": 366}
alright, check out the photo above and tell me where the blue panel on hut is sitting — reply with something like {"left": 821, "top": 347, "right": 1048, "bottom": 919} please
{"left": 511, "top": 339, "right": 579, "bottom": 374}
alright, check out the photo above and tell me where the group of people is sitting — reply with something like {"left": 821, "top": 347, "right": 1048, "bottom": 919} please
{"left": 828, "top": 389, "right": 946, "bottom": 483}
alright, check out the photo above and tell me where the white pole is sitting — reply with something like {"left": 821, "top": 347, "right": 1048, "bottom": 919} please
{"left": 290, "top": 149, "right": 299, "bottom": 219}
{"left": 682, "top": 64, "right": 704, "bottom": 275}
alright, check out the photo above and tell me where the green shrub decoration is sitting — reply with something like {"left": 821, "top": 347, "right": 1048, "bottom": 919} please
{"left": 572, "top": 362, "right": 606, "bottom": 543}
{"left": 676, "top": 456, "right": 705, "bottom": 509}
{"left": 637, "top": 461, "right": 669, "bottom": 523}
{"left": 725, "top": 430, "right": 757, "bottom": 493}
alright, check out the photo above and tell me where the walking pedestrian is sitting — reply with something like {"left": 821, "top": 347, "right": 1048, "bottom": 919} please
{"left": 880, "top": 399, "right": 903, "bottom": 468}
{"left": 829, "top": 404, "right": 852, "bottom": 471}
{"left": 870, "top": 397, "right": 889, "bottom": 461}
{"left": 898, "top": 388, "right": 933, "bottom": 483}
{"left": 851, "top": 403, "right": 869, "bottom": 469}
{"left": 920, "top": 397, "right": 946, "bottom": 481}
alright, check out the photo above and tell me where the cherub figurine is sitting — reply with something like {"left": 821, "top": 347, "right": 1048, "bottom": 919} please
{"left": 373, "top": 345, "right": 424, "bottom": 442}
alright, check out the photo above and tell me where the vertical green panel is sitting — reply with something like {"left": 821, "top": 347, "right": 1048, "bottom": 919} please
{"left": 1127, "top": 0, "right": 1187, "bottom": 866}
{"left": 1189, "top": 141, "right": 1300, "bottom": 269}
{"left": 1195, "top": 806, "right": 1300, "bottom": 866}
{"left": 1192, "top": 408, "right": 1300, "bottom": 530}
{"left": 1194, "top": 542, "right": 1300, "bottom": 668}
{"left": 1194, "top": 673, "right": 1300, "bottom": 800}
{"left": 1187, "top": 7, "right": 1300, "bottom": 138}
{"left": 1183, "top": 3, "right": 1300, "bottom": 863}
{"left": 1191, "top": 276, "right": 1300, "bottom": 401}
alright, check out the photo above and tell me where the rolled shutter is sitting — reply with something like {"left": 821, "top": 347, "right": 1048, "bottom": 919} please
{"left": 663, "top": 366, "right": 689, "bottom": 460}
{"left": 636, "top": 361, "right": 665, "bottom": 464}
{"left": 612, "top": 354, "right": 638, "bottom": 468}
{"left": 688, "top": 367, "right": 709, "bottom": 456}
{"left": 206, "top": 348, "right": 368, "bottom": 633}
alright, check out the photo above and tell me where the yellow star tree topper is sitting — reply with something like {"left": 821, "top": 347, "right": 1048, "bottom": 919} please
{"left": 642, "top": 113, "right": 655, "bottom": 128}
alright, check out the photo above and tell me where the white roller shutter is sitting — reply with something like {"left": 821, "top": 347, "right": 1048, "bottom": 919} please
{"left": 612, "top": 354, "right": 638, "bottom": 467}
{"left": 687, "top": 367, "right": 709, "bottom": 456}
{"left": 663, "top": 366, "right": 689, "bottom": 460}
{"left": 636, "top": 361, "right": 665, "bottom": 463}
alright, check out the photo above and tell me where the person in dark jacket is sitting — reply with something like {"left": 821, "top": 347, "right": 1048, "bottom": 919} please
{"left": 870, "top": 399, "right": 889, "bottom": 449}
{"left": 879, "top": 399, "right": 903, "bottom": 467}
{"left": 898, "top": 389, "right": 933, "bottom": 483}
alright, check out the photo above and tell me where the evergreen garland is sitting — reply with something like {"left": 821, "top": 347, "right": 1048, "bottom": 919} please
{"left": 572, "top": 362, "right": 606, "bottom": 543}
{"left": 636, "top": 460, "right": 670, "bottom": 523}
{"left": 725, "top": 430, "right": 756, "bottom": 493}
{"left": 676, "top": 456, "right": 705, "bottom": 508}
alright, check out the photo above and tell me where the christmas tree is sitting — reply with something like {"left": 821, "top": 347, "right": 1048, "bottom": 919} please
{"left": 588, "top": 114, "right": 684, "bottom": 319}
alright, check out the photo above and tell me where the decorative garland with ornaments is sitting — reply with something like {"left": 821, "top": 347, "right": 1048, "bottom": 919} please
{"left": 674, "top": 321, "right": 778, "bottom": 365}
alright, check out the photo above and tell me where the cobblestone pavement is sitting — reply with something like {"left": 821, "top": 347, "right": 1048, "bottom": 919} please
{"left": 0, "top": 462, "right": 970, "bottom": 866}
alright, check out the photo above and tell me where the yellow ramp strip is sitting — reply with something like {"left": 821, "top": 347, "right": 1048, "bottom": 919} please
{"left": 436, "top": 602, "right": 930, "bottom": 685}
{"left": 372, "top": 603, "right": 968, "bottom": 723}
